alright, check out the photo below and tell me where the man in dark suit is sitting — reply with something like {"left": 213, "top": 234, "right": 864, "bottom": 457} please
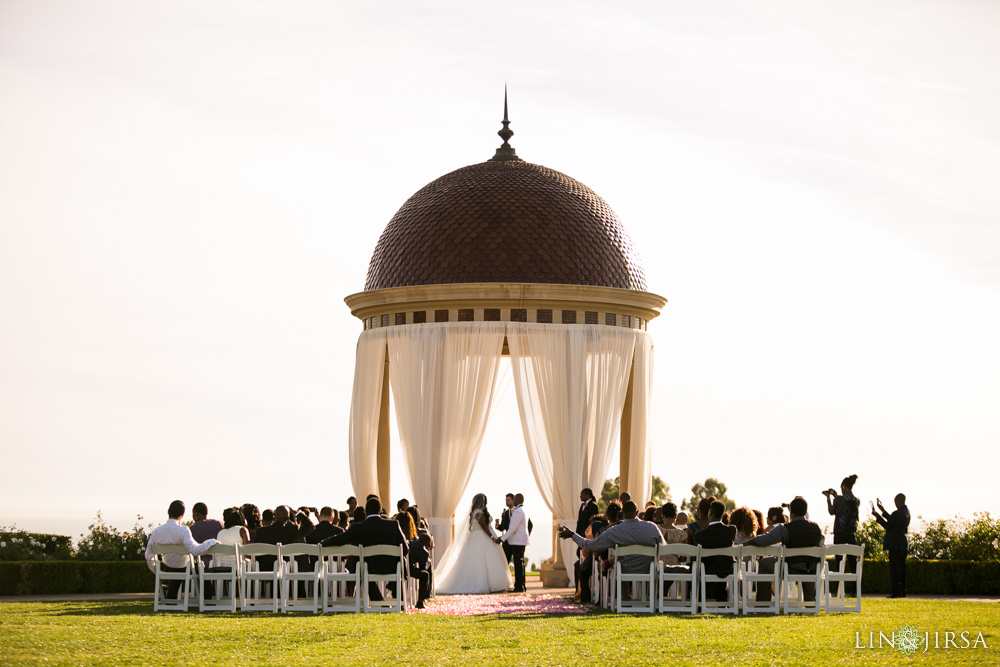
{"left": 252, "top": 505, "right": 308, "bottom": 573}
{"left": 692, "top": 500, "right": 737, "bottom": 602}
{"left": 745, "top": 496, "right": 824, "bottom": 602}
{"left": 576, "top": 488, "right": 600, "bottom": 535}
{"left": 495, "top": 493, "right": 515, "bottom": 564}
{"left": 874, "top": 493, "right": 910, "bottom": 598}
{"left": 306, "top": 507, "right": 344, "bottom": 544}
{"left": 322, "top": 496, "right": 408, "bottom": 602}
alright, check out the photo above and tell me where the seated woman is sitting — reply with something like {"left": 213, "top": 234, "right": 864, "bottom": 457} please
{"left": 396, "top": 512, "right": 431, "bottom": 608}
{"left": 728, "top": 507, "right": 758, "bottom": 546}
{"left": 240, "top": 503, "right": 261, "bottom": 541}
{"left": 207, "top": 507, "right": 250, "bottom": 596}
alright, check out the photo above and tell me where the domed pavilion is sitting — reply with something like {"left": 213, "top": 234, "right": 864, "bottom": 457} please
{"left": 344, "top": 96, "right": 666, "bottom": 587}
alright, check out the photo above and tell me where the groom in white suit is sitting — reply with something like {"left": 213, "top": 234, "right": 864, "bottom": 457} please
{"left": 494, "top": 493, "right": 529, "bottom": 592}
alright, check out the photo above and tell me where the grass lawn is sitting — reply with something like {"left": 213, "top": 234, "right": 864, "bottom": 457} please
{"left": 0, "top": 598, "right": 996, "bottom": 666}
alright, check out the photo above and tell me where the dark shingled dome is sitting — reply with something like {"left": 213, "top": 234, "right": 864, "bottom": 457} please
{"left": 364, "top": 160, "right": 647, "bottom": 291}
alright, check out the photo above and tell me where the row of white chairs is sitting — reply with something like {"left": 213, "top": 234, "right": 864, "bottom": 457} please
{"left": 589, "top": 543, "right": 864, "bottom": 614}
{"left": 151, "top": 542, "right": 417, "bottom": 613}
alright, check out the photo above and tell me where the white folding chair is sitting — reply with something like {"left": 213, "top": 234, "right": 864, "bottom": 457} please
{"left": 602, "top": 548, "right": 616, "bottom": 609}
{"left": 824, "top": 544, "right": 864, "bottom": 613}
{"left": 152, "top": 544, "right": 195, "bottom": 611}
{"left": 657, "top": 544, "right": 700, "bottom": 614}
{"left": 740, "top": 545, "right": 782, "bottom": 614}
{"left": 589, "top": 554, "right": 603, "bottom": 606}
{"left": 612, "top": 545, "right": 658, "bottom": 613}
{"left": 280, "top": 544, "right": 322, "bottom": 613}
{"left": 782, "top": 546, "right": 825, "bottom": 614}
{"left": 362, "top": 544, "right": 407, "bottom": 613}
{"left": 320, "top": 545, "right": 362, "bottom": 613}
{"left": 699, "top": 546, "right": 741, "bottom": 614}
{"left": 198, "top": 543, "right": 239, "bottom": 612}
{"left": 239, "top": 543, "right": 281, "bottom": 612}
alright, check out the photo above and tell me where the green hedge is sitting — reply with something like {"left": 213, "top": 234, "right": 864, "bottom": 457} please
{"left": 860, "top": 559, "right": 1000, "bottom": 595}
{"left": 3, "top": 559, "right": 999, "bottom": 597}
{"left": 0, "top": 561, "right": 154, "bottom": 595}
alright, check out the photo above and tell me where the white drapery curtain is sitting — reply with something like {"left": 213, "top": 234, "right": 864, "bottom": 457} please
{"left": 348, "top": 330, "right": 387, "bottom": 502}
{"left": 506, "top": 323, "right": 638, "bottom": 586}
{"left": 626, "top": 332, "right": 654, "bottom": 509}
{"left": 385, "top": 322, "right": 507, "bottom": 556}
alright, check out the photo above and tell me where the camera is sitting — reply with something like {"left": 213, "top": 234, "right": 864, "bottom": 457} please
{"left": 822, "top": 488, "right": 836, "bottom": 496}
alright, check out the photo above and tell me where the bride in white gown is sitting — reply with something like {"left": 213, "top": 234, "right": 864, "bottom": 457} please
{"left": 435, "top": 494, "right": 513, "bottom": 595}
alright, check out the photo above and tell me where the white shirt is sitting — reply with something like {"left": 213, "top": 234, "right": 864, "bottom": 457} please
{"left": 501, "top": 505, "right": 529, "bottom": 546}
{"left": 144, "top": 519, "right": 217, "bottom": 572}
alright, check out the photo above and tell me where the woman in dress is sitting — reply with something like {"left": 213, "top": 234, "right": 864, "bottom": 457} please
{"left": 214, "top": 507, "right": 250, "bottom": 570}
{"left": 434, "top": 494, "right": 512, "bottom": 595}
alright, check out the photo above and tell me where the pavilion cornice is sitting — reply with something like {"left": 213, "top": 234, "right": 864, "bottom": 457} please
{"left": 344, "top": 282, "right": 667, "bottom": 330}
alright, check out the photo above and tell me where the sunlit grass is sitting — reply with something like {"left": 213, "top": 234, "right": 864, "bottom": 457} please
{"left": 0, "top": 598, "right": 996, "bottom": 665}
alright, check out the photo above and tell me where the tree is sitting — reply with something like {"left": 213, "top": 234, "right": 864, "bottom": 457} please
{"left": 599, "top": 476, "right": 671, "bottom": 511}
{"left": 680, "top": 477, "right": 735, "bottom": 514}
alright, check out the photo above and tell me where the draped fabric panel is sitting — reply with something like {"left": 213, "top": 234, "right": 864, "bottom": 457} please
{"left": 506, "top": 323, "right": 638, "bottom": 585}
{"left": 385, "top": 322, "right": 507, "bottom": 556}
{"left": 626, "top": 332, "right": 654, "bottom": 510}
{"left": 348, "top": 330, "right": 387, "bottom": 502}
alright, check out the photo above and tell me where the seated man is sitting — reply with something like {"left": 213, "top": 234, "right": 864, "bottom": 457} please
{"left": 557, "top": 500, "right": 664, "bottom": 583}
{"left": 306, "top": 506, "right": 344, "bottom": 544}
{"left": 144, "top": 500, "right": 218, "bottom": 599}
{"left": 189, "top": 502, "right": 223, "bottom": 565}
{"left": 692, "top": 501, "right": 738, "bottom": 602}
{"left": 744, "top": 496, "right": 824, "bottom": 602}
{"left": 322, "top": 496, "right": 409, "bottom": 602}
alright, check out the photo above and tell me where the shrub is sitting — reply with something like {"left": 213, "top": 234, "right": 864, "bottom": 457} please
{"left": 75, "top": 512, "right": 152, "bottom": 562}
{"left": 0, "top": 528, "right": 73, "bottom": 561}
{"left": 0, "top": 561, "right": 153, "bottom": 595}
{"left": 860, "top": 559, "right": 1000, "bottom": 595}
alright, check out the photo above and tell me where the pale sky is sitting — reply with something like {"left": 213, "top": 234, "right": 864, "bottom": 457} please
{"left": 1, "top": 0, "right": 998, "bottom": 567}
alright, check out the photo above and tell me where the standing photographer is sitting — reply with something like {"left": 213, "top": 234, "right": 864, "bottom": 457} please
{"left": 824, "top": 474, "right": 860, "bottom": 595}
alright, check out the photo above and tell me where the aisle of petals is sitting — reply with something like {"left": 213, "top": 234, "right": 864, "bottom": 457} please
{"left": 415, "top": 594, "right": 591, "bottom": 616}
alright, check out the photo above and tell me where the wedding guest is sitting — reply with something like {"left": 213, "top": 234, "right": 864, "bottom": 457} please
{"left": 687, "top": 496, "right": 717, "bottom": 539}
{"left": 873, "top": 493, "right": 910, "bottom": 598}
{"left": 306, "top": 506, "right": 344, "bottom": 544}
{"left": 825, "top": 474, "right": 861, "bottom": 595}
{"left": 642, "top": 507, "right": 657, "bottom": 522}
{"left": 253, "top": 505, "right": 306, "bottom": 572}
{"left": 214, "top": 507, "right": 250, "bottom": 570}
{"left": 346, "top": 496, "right": 357, "bottom": 518}
{"left": 675, "top": 511, "right": 689, "bottom": 528}
{"left": 692, "top": 501, "right": 737, "bottom": 602}
{"left": 406, "top": 506, "right": 430, "bottom": 545}
{"left": 558, "top": 501, "right": 664, "bottom": 582}
{"left": 240, "top": 503, "right": 261, "bottom": 540}
{"left": 619, "top": 492, "right": 632, "bottom": 503}
{"left": 397, "top": 498, "right": 410, "bottom": 513}
{"left": 261, "top": 508, "right": 274, "bottom": 528}
{"left": 323, "top": 497, "right": 409, "bottom": 602}
{"left": 409, "top": 504, "right": 429, "bottom": 530}
{"left": 744, "top": 496, "right": 824, "bottom": 602}
{"left": 396, "top": 512, "right": 430, "bottom": 608}
{"left": 657, "top": 502, "right": 689, "bottom": 567}
{"left": 353, "top": 507, "right": 366, "bottom": 523}
{"left": 751, "top": 509, "right": 766, "bottom": 536}
{"left": 728, "top": 507, "right": 758, "bottom": 545}
{"left": 144, "top": 500, "right": 217, "bottom": 598}
{"left": 766, "top": 507, "right": 787, "bottom": 529}
{"left": 190, "top": 503, "right": 223, "bottom": 543}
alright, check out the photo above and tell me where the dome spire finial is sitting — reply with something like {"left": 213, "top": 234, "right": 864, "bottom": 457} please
{"left": 491, "top": 85, "right": 522, "bottom": 162}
